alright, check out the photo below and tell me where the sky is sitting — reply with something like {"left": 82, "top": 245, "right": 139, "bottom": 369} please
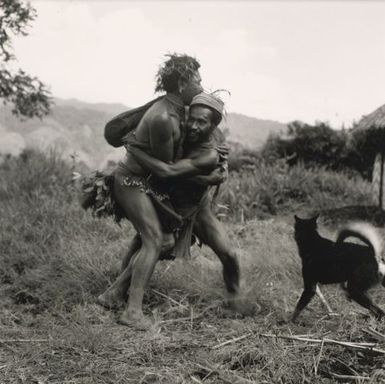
{"left": 11, "top": 0, "right": 385, "bottom": 127}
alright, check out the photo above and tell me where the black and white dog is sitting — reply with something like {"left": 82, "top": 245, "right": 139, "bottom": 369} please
{"left": 293, "top": 215, "right": 385, "bottom": 321}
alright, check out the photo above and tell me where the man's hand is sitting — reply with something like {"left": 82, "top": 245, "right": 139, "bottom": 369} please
{"left": 216, "top": 144, "right": 229, "bottom": 165}
{"left": 192, "top": 166, "right": 228, "bottom": 186}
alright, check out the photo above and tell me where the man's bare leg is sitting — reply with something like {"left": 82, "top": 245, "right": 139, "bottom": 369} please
{"left": 97, "top": 233, "right": 174, "bottom": 309}
{"left": 97, "top": 234, "right": 142, "bottom": 308}
{"left": 121, "top": 234, "right": 142, "bottom": 272}
{"left": 97, "top": 250, "right": 138, "bottom": 309}
{"left": 104, "top": 180, "right": 163, "bottom": 329}
{"left": 193, "top": 205, "right": 252, "bottom": 315}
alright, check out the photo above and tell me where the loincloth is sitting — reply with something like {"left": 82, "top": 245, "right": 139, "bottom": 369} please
{"left": 78, "top": 167, "right": 183, "bottom": 234}
{"left": 81, "top": 166, "right": 211, "bottom": 260}
{"left": 115, "top": 171, "right": 169, "bottom": 202}
{"left": 114, "top": 169, "right": 183, "bottom": 233}
{"left": 169, "top": 192, "right": 210, "bottom": 260}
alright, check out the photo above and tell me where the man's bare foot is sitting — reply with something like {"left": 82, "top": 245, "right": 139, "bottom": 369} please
{"left": 97, "top": 289, "right": 125, "bottom": 310}
{"left": 118, "top": 310, "right": 153, "bottom": 330}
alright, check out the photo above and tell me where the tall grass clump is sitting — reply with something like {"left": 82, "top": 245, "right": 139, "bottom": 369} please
{"left": 0, "top": 149, "right": 130, "bottom": 311}
{"left": 217, "top": 159, "right": 374, "bottom": 221}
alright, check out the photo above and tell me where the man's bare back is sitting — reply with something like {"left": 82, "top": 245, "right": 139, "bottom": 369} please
{"left": 122, "top": 95, "right": 185, "bottom": 176}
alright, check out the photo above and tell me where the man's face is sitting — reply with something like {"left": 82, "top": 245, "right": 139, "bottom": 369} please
{"left": 180, "top": 70, "right": 203, "bottom": 104}
{"left": 186, "top": 105, "right": 214, "bottom": 143}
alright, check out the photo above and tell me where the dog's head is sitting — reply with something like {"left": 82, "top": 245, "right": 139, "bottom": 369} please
{"left": 294, "top": 214, "right": 319, "bottom": 238}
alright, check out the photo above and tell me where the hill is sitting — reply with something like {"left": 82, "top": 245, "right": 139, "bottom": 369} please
{"left": 0, "top": 98, "right": 286, "bottom": 168}
{"left": 0, "top": 98, "right": 127, "bottom": 168}
{"left": 223, "top": 112, "right": 286, "bottom": 148}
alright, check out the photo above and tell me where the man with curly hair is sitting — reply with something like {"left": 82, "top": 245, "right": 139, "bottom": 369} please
{"left": 98, "top": 54, "right": 204, "bottom": 329}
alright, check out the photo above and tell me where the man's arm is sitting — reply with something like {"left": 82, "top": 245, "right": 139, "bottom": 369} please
{"left": 189, "top": 165, "right": 228, "bottom": 186}
{"left": 148, "top": 114, "right": 175, "bottom": 163}
{"left": 128, "top": 146, "right": 218, "bottom": 179}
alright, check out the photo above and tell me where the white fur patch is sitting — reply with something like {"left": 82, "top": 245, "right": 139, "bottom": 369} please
{"left": 343, "top": 222, "right": 383, "bottom": 263}
{"left": 379, "top": 262, "right": 385, "bottom": 277}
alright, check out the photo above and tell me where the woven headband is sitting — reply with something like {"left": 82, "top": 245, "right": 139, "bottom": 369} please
{"left": 190, "top": 92, "right": 224, "bottom": 115}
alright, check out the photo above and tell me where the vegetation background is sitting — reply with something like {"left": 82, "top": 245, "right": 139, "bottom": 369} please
{"left": 1, "top": 125, "right": 385, "bottom": 382}
{"left": 1, "top": 2, "right": 385, "bottom": 382}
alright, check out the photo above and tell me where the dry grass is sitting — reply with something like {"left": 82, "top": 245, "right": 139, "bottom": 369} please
{"left": 1, "top": 150, "right": 385, "bottom": 383}
{"left": 2, "top": 217, "right": 385, "bottom": 383}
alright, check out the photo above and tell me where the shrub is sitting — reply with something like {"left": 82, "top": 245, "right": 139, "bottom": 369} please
{"left": 216, "top": 159, "right": 373, "bottom": 221}
{"left": 0, "top": 149, "right": 129, "bottom": 309}
{"left": 260, "top": 121, "right": 385, "bottom": 180}
{"left": 261, "top": 121, "right": 349, "bottom": 170}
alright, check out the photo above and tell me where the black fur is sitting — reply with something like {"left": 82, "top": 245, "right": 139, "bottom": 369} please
{"left": 292, "top": 215, "right": 384, "bottom": 321}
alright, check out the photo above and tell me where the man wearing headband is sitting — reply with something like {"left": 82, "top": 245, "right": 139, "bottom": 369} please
{"left": 112, "top": 92, "right": 245, "bottom": 319}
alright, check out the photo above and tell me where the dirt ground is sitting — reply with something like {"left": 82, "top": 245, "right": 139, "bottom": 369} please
{"left": 1, "top": 278, "right": 385, "bottom": 384}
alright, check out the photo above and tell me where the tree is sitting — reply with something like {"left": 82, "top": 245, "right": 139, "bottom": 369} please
{"left": 261, "top": 121, "right": 348, "bottom": 170}
{"left": 0, "top": 0, "right": 51, "bottom": 118}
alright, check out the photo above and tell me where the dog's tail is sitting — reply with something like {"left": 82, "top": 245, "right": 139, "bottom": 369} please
{"left": 337, "top": 222, "right": 385, "bottom": 278}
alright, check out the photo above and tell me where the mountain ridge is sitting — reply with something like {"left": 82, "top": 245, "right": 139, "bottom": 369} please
{"left": 0, "top": 98, "right": 287, "bottom": 168}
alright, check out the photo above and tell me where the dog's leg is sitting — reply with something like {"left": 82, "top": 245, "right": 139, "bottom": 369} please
{"left": 347, "top": 265, "right": 385, "bottom": 319}
{"left": 292, "top": 282, "right": 317, "bottom": 322}
{"left": 316, "top": 285, "right": 335, "bottom": 315}
{"left": 340, "top": 282, "right": 352, "bottom": 302}
{"left": 347, "top": 288, "right": 385, "bottom": 320}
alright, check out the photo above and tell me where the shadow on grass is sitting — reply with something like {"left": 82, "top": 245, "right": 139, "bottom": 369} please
{"left": 320, "top": 205, "right": 385, "bottom": 227}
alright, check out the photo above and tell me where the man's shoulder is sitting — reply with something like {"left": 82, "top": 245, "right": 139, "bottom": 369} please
{"left": 143, "top": 100, "right": 179, "bottom": 127}
{"left": 188, "top": 144, "right": 218, "bottom": 163}
{"left": 195, "top": 147, "right": 218, "bottom": 171}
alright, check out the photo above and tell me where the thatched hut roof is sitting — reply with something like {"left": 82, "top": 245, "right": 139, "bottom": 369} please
{"left": 355, "top": 104, "right": 385, "bottom": 130}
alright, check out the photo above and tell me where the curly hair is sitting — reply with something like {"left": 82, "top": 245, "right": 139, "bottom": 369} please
{"left": 155, "top": 53, "right": 200, "bottom": 93}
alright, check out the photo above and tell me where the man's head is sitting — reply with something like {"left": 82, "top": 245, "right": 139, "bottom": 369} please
{"left": 186, "top": 92, "right": 224, "bottom": 143}
{"left": 155, "top": 53, "right": 203, "bottom": 104}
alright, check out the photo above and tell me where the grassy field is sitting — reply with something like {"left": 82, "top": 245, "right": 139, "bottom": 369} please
{"left": 1, "top": 150, "right": 385, "bottom": 383}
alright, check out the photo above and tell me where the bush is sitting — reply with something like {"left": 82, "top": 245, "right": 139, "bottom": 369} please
{"left": 261, "top": 121, "right": 348, "bottom": 170}
{"left": 0, "top": 149, "right": 129, "bottom": 310}
{"left": 260, "top": 121, "right": 385, "bottom": 179}
{"left": 216, "top": 159, "right": 373, "bottom": 221}
{"left": 227, "top": 142, "right": 262, "bottom": 172}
